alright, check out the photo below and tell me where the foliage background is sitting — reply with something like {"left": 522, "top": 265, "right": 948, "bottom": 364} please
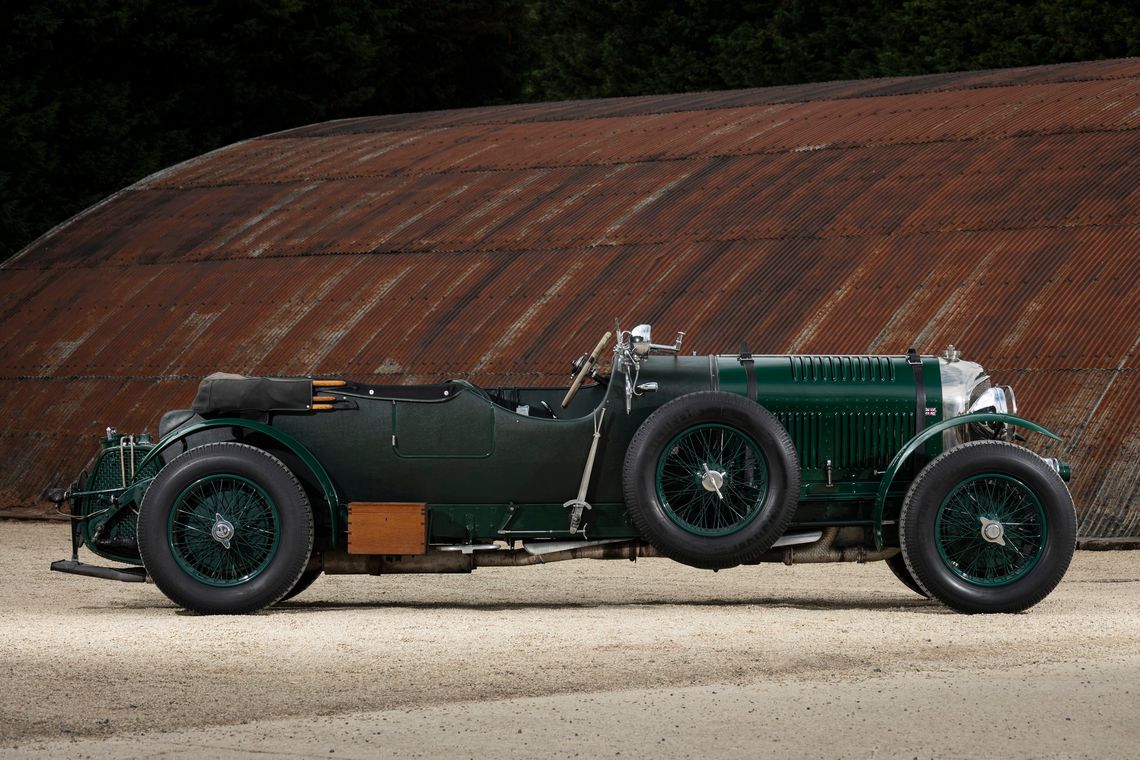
{"left": 3, "top": 0, "right": 1139, "bottom": 260}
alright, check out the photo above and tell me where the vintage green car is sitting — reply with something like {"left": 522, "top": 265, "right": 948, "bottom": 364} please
{"left": 49, "top": 323, "right": 1076, "bottom": 615}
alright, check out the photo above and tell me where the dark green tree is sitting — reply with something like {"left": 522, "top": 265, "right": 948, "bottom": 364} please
{"left": 521, "top": 0, "right": 1140, "bottom": 99}
{"left": 5, "top": 0, "right": 1140, "bottom": 261}
{"left": 0, "top": 0, "right": 527, "bottom": 261}
{"left": 878, "top": 1, "right": 1140, "bottom": 72}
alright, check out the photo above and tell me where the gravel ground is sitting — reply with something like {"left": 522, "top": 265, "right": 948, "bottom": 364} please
{"left": 1, "top": 520, "right": 1137, "bottom": 758}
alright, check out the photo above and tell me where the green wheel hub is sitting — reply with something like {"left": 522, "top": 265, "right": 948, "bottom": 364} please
{"left": 168, "top": 474, "right": 281, "bottom": 587}
{"left": 655, "top": 423, "right": 769, "bottom": 537}
{"left": 934, "top": 473, "right": 1046, "bottom": 587}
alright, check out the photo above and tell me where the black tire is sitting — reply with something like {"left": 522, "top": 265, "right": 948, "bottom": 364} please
{"left": 885, "top": 552, "right": 929, "bottom": 598}
{"left": 138, "top": 442, "right": 314, "bottom": 614}
{"left": 899, "top": 441, "right": 1076, "bottom": 614}
{"left": 280, "top": 568, "right": 323, "bottom": 601}
{"left": 622, "top": 391, "right": 800, "bottom": 569}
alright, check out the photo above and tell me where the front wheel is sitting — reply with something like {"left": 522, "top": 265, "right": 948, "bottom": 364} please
{"left": 885, "top": 552, "right": 929, "bottom": 598}
{"left": 138, "top": 443, "right": 314, "bottom": 614}
{"left": 899, "top": 441, "right": 1076, "bottom": 614}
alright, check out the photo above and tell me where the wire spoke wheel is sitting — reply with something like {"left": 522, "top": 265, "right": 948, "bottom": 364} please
{"left": 655, "top": 423, "right": 769, "bottom": 537}
{"left": 935, "top": 474, "right": 1045, "bottom": 586}
{"left": 623, "top": 392, "right": 798, "bottom": 570}
{"left": 169, "top": 474, "right": 281, "bottom": 586}
{"left": 138, "top": 442, "right": 313, "bottom": 614}
{"left": 899, "top": 440, "right": 1075, "bottom": 614}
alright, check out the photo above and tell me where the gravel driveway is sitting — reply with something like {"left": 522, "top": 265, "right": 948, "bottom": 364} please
{"left": 1, "top": 521, "right": 1137, "bottom": 758}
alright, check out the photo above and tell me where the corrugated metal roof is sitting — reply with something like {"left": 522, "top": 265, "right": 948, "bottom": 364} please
{"left": 2, "top": 60, "right": 1137, "bottom": 535}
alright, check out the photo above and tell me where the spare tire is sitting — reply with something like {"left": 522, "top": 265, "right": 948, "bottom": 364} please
{"left": 622, "top": 391, "right": 800, "bottom": 569}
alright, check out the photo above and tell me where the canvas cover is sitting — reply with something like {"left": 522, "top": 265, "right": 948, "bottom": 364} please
{"left": 192, "top": 372, "right": 312, "bottom": 414}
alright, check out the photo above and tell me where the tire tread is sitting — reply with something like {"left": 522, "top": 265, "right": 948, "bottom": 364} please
{"left": 899, "top": 440, "right": 1076, "bottom": 614}
{"left": 138, "top": 442, "right": 314, "bottom": 614}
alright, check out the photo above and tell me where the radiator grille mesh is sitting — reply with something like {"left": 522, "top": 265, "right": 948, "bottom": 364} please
{"left": 776, "top": 411, "right": 914, "bottom": 471}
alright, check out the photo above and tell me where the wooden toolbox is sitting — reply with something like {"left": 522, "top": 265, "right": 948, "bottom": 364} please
{"left": 347, "top": 502, "right": 426, "bottom": 555}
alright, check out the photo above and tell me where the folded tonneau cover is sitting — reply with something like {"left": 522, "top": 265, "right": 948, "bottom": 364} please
{"left": 192, "top": 372, "right": 312, "bottom": 414}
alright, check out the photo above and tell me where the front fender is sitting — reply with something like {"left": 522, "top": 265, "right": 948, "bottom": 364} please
{"left": 872, "top": 413, "right": 1062, "bottom": 549}
{"left": 136, "top": 419, "right": 341, "bottom": 544}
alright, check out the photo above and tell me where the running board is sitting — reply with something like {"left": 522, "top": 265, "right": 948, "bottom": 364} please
{"left": 50, "top": 559, "right": 147, "bottom": 583}
{"left": 771, "top": 531, "right": 824, "bottom": 548}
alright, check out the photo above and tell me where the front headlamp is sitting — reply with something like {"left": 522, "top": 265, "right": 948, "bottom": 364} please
{"left": 968, "top": 385, "right": 1016, "bottom": 416}
{"left": 967, "top": 385, "right": 1017, "bottom": 440}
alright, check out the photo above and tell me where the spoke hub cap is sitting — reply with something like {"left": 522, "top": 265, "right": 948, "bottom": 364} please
{"left": 700, "top": 465, "right": 726, "bottom": 494}
{"left": 979, "top": 516, "right": 1006, "bottom": 546}
{"left": 211, "top": 513, "right": 235, "bottom": 550}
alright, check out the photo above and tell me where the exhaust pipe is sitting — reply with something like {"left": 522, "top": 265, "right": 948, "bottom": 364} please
{"left": 322, "top": 541, "right": 661, "bottom": 574}
{"left": 749, "top": 527, "right": 900, "bottom": 565}
{"left": 321, "top": 529, "right": 898, "bottom": 575}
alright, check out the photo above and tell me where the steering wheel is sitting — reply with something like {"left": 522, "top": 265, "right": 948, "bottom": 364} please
{"left": 561, "top": 331, "right": 612, "bottom": 408}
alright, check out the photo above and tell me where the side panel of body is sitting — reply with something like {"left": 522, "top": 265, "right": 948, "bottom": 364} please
{"left": 271, "top": 356, "right": 719, "bottom": 543}
{"left": 141, "top": 353, "right": 937, "bottom": 548}
{"left": 715, "top": 354, "right": 942, "bottom": 530}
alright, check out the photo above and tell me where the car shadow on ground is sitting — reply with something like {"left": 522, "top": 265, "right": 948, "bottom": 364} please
{"left": 84, "top": 589, "right": 947, "bottom": 615}
{"left": 86, "top": 592, "right": 963, "bottom": 617}
{"left": 251, "top": 595, "right": 941, "bottom": 615}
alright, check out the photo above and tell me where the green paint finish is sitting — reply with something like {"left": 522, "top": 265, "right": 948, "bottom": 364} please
{"left": 393, "top": 389, "right": 495, "bottom": 458}
{"left": 67, "top": 349, "right": 1066, "bottom": 563}
{"left": 871, "top": 413, "right": 1061, "bottom": 548}
{"left": 655, "top": 423, "right": 769, "bottom": 537}
{"left": 935, "top": 473, "right": 1046, "bottom": 586}
{"left": 79, "top": 442, "right": 162, "bottom": 565}
{"left": 799, "top": 482, "right": 881, "bottom": 498}
{"left": 789, "top": 499, "right": 875, "bottom": 527}
{"left": 167, "top": 474, "right": 281, "bottom": 587}
{"left": 139, "top": 418, "right": 340, "bottom": 544}
{"left": 278, "top": 390, "right": 600, "bottom": 505}
{"left": 715, "top": 355, "right": 942, "bottom": 482}
{"left": 428, "top": 502, "right": 637, "bottom": 542}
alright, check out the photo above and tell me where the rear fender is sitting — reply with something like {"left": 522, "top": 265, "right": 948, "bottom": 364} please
{"left": 136, "top": 418, "right": 341, "bottom": 544}
{"left": 872, "top": 413, "right": 1062, "bottom": 549}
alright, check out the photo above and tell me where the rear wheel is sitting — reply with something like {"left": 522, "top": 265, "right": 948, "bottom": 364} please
{"left": 899, "top": 441, "right": 1075, "bottom": 614}
{"left": 280, "top": 568, "right": 323, "bottom": 601}
{"left": 138, "top": 443, "right": 313, "bottom": 614}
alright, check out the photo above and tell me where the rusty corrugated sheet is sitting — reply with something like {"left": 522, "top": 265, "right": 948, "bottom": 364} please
{"left": 2, "top": 60, "right": 1137, "bottom": 535}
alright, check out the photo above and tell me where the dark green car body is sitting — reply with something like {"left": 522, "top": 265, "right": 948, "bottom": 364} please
{"left": 51, "top": 324, "right": 1077, "bottom": 615}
